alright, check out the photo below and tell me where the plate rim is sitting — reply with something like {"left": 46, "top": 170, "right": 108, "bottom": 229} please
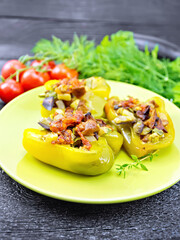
{"left": 1, "top": 159, "right": 180, "bottom": 204}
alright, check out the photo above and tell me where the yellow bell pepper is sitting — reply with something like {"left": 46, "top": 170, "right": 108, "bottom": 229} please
{"left": 104, "top": 130, "right": 123, "bottom": 155}
{"left": 81, "top": 92, "right": 107, "bottom": 118}
{"left": 23, "top": 128, "right": 121, "bottom": 176}
{"left": 41, "top": 77, "right": 110, "bottom": 118}
{"left": 44, "top": 80, "right": 60, "bottom": 91}
{"left": 105, "top": 96, "right": 175, "bottom": 158}
{"left": 84, "top": 77, "right": 111, "bottom": 98}
{"left": 40, "top": 106, "right": 56, "bottom": 118}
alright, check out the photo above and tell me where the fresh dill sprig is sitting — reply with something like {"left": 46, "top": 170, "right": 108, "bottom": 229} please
{"left": 116, "top": 151, "right": 158, "bottom": 178}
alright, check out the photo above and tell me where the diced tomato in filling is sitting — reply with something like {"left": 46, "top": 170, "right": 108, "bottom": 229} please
{"left": 77, "top": 100, "right": 89, "bottom": 113}
{"left": 49, "top": 107, "right": 103, "bottom": 149}
{"left": 54, "top": 78, "right": 86, "bottom": 97}
{"left": 52, "top": 130, "right": 74, "bottom": 145}
{"left": 76, "top": 130, "right": 92, "bottom": 150}
{"left": 50, "top": 120, "right": 67, "bottom": 133}
{"left": 117, "top": 97, "right": 139, "bottom": 109}
{"left": 50, "top": 109, "right": 84, "bottom": 134}
{"left": 64, "top": 107, "right": 74, "bottom": 117}
{"left": 76, "top": 119, "right": 100, "bottom": 136}
{"left": 75, "top": 119, "right": 100, "bottom": 150}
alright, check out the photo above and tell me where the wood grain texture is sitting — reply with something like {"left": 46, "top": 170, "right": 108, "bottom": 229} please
{"left": 0, "top": 0, "right": 179, "bottom": 24}
{"left": 1, "top": 168, "right": 180, "bottom": 239}
{"left": 0, "top": 18, "right": 180, "bottom": 61}
{"left": 0, "top": 0, "right": 180, "bottom": 239}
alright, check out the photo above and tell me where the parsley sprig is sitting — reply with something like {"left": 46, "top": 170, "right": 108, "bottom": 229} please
{"left": 116, "top": 151, "right": 158, "bottom": 178}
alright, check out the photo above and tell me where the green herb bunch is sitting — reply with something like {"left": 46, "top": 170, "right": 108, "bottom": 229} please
{"left": 31, "top": 31, "right": 180, "bottom": 107}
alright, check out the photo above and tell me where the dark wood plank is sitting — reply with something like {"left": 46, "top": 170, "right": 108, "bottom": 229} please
{"left": 0, "top": 168, "right": 180, "bottom": 239}
{"left": 0, "top": 0, "right": 179, "bottom": 25}
{"left": 0, "top": 18, "right": 179, "bottom": 60}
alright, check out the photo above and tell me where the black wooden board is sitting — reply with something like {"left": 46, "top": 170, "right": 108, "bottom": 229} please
{"left": 0, "top": 1, "right": 180, "bottom": 239}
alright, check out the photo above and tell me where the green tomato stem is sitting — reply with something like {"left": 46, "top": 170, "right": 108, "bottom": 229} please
{"left": 1, "top": 75, "right": 6, "bottom": 82}
{"left": 8, "top": 67, "right": 30, "bottom": 81}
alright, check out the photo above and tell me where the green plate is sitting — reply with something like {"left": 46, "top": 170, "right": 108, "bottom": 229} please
{"left": 0, "top": 81, "right": 180, "bottom": 204}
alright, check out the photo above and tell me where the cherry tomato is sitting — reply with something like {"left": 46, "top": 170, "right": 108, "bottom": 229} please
{"left": 1, "top": 60, "right": 26, "bottom": 80}
{"left": 0, "top": 79, "right": 24, "bottom": 103}
{"left": 50, "top": 63, "right": 78, "bottom": 80}
{"left": 20, "top": 68, "right": 50, "bottom": 91}
{"left": 31, "top": 60, "right": 55, "bottom": 70}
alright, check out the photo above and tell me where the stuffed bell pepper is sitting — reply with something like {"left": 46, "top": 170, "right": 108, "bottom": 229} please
{"left": 23, "top": 107, "right": 123, "bottom": 176}
{"left": 105, "top": 96, "right": 175, "bottom": 158}
{"left": 40, "top": 77, "right": 110, "bottom": 119}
